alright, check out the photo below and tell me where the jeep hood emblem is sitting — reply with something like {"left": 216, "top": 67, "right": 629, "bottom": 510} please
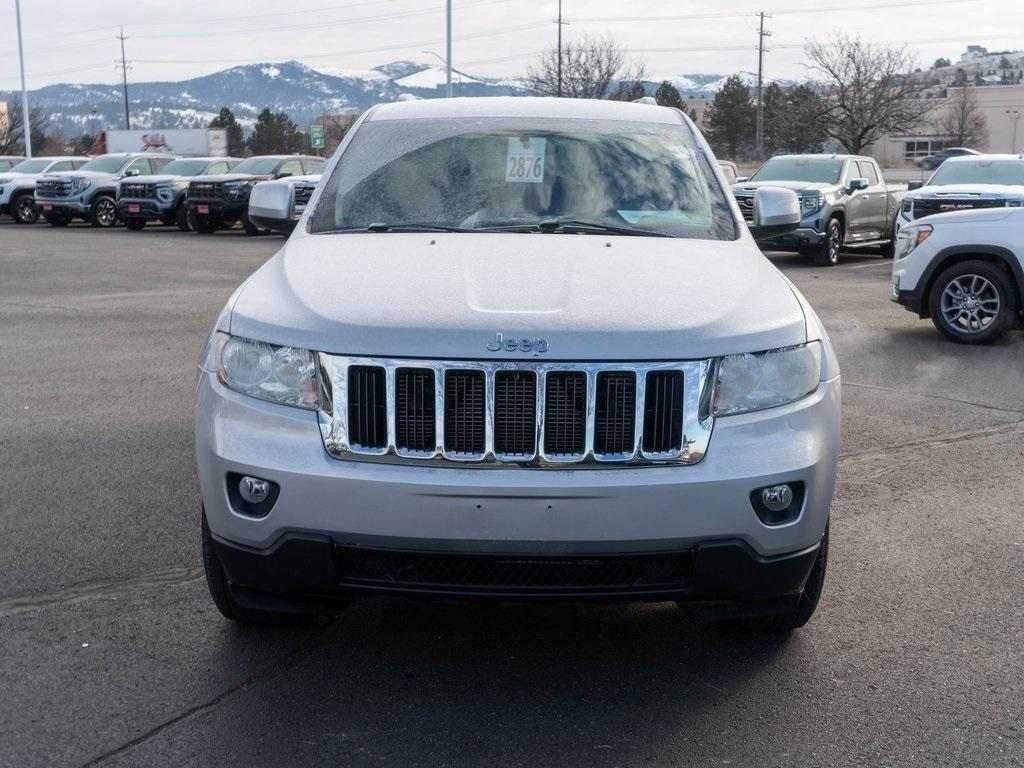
{"left": 486, "top": 332, "right": 549, "bottom": 355}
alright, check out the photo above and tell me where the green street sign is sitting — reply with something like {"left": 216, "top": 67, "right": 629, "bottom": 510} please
{"left": 310, "top": 124, "right": 325, "bottom": 149}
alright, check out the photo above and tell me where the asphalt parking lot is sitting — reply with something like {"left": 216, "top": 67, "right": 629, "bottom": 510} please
{"left": 1, "top": 220, "right": 1022, "bottom": 767}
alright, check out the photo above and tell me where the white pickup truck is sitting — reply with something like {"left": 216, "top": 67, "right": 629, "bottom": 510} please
{"left": 0, "top": 156, "right": 89, "bottom": 223}
{"left": 196, "top": 97, "right": 841, "bottom": 631}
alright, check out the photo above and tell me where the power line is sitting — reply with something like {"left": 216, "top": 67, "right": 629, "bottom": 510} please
{"left": 755, "top": 12, "right": 771, "bottom": 159}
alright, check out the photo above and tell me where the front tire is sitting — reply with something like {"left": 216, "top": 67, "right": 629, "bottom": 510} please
{"left": 175, "top": 203, "right": 190, "bottom": 231}
{"left": 46, "top": 215, "right": 72, "bottom": 227}
{"left": 201, "top": 510, "right": 312, "bottom": 626}
{"left": 123, "top": 217, "right": 146, "bottom": 231}
{"left": 813, "top": 218, "right": 842, "bottom": 267}
{"left": 188, "top": 210, "right": 220, "bottom": 234}
{"left": 724, "top": 525, "right": 829, "bottom": 631}
{"left": 12, "top": 192, "right": 39, "bottom": 224}
{"left": 929, "top": 260, "right": 1017, "bottom": 344}
{"left": 90, "top": 195, "right": 119, "bottom": 228}
{"left": 241, "top": 212, "right": 267, "bottom": 236}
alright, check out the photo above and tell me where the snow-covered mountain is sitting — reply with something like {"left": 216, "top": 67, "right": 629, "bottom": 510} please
{"left": 1, "top": 60, "right": 797, "bottom": 137}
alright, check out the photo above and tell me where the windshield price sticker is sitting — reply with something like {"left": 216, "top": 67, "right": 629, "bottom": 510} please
{"left": 506, "top": 137, "right": 546, "bottom": 183}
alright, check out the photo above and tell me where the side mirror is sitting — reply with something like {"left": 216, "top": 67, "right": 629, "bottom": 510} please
{"left": 276, "top": 171, "right": 293, "bottom": 179}
{"left": 748, "top": 187, "right": 801, "bottom": 241}
{"left": 735, "top": 176, "right": 749, "bottom": 183}
{"left": 248, "top": 179, "right": 298, "bottom": 234}
{"left": 848, "top": 177, "right": 869, "bottom": 192}
{"left": 907, "top": 180, "right": 924, "bottom": 191}
{"left": 123, "top": 168, "right": 140, "bottom": 177}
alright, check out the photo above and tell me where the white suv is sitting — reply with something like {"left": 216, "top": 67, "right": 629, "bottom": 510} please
{"left": 196, "top": 97, "right": 841, "bottom": 631}
{"left": 892, "top": 207, "right": 1024, "bottom": 343}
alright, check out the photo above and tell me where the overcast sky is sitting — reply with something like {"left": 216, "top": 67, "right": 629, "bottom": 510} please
{"left": 1, "top": 0, "right": 1021, "bottom": 90}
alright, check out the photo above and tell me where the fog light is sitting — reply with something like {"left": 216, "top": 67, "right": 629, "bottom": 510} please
{"left": 238, "top": 476, "right": 271, "bottom": 504}
{"left": 761, "top": 484, "right": 794, "bottom": 512}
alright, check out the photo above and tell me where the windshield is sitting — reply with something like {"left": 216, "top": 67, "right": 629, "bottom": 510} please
{"left": 927, "top": 160, "right": 1024, "bottom": 186}
{"left": 232, "top": 157, "right": 280, "bottom": 175}
{"left": 10, "top": 159, "right": 51, "bottom": 173}
{"left": 160, "top": 159, "right": 209, "bottom": 176}
{"left": 751, "top": 158, "right": 844, "bottom": 184}
{"left": 310, "top": 117, "right": 736, "bottom": 240}
{"left": 78, "top": 155, "right": 130, "bottom": 174}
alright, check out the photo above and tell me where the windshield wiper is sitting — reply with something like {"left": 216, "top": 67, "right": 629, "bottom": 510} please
{"left": 478, "top": 218, "right": 674, "bottom": 238}
{"left": 315, "top": 223, "right": 477, "bottom": 234}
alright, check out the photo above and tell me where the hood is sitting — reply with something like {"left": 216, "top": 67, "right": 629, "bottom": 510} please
{"left": 733, "top": 180, "right": 835, "bottom": 194}
{"left": 913, "top": 208, "right": 1014, "bottom": 226}
{"left": 0, "top": 172, "right": 29, "bottom": 183}
{"left": 227, "top": 233, "right": 807, "bottom": 361}
{"left": 123, "top": 174, "right": 188, "bottom": 185}
{"left": 42, "top": 170, "right": 120, "bottom": 183}
{"left": 906, "top": 184, "right": 1024, "bottom": 199}
{"left": 198, "top": 173, "right": 273, "bottom": 183}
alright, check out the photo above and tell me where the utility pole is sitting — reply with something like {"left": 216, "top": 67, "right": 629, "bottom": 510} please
{"left": 445, "top": 0, "right": 452, "bottom": 98}
{"left": 117, "top": 26, "right": 131, "bottom": 129}
{"left": 556, "top": 0, "right": 564, "bottom": 97}
{"left": 755, "top": 11, "right": 771, "bottom": 160}
{"left": 15, "top": 0, "right": 32, "bottom": 157}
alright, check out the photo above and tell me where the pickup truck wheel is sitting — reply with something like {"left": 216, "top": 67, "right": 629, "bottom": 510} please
{"left": 46, "top": 215, "right": 71, "bottom": 227}
{"left": 189, "top": 211, "right": 220, "bottom": 234}
{"left": 241, "top": 212, "right": 267, "bottom": 236}
{"left": 722, "top": 525, "right": 829, "bottom": 632}
{"left": 813, "top": 218, "right": 842, "bottom": 267}
{"left": 201, "top": 510, "right": 316, "bottom": 626}
{"left": 879, "top": 221, "right": 897, "bottom": 259}
{"left": 175, "top": 203, "right": 190, "bottom": 231}
{"left": 124, "top": 217, "right": 146, "bottom": 231}
{"left": 929, "top": 260, "right": 1017, "bottom": 344}
{"left": 12, "top": 192, "right": 39, "bottom": 224}
{"left": 90, "top": 195, "right": 119, "bottom": 228}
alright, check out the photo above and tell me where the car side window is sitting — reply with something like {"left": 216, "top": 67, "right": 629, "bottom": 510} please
{"left": 73, "top": 160, "right": 89, "bottom": 169}
{"left": 126, "top": 158, "right": 152, "bottom": 175}
{"left": 857, "top": 161, "right": 880, "bottom": 187}
{"left": 49, "top": 161, "right": 75, "bottom": 172}
{"left": 841, "top": 162, "right": 857, "bottom": 187}
{"left": 206, "top": 162, "right": 228, "bottom": 174}
{"left": 279, "top": 160, "right": 303, "bottom": 177}
{"left": 302, "top": 158, "right": 325, "bottom": 175}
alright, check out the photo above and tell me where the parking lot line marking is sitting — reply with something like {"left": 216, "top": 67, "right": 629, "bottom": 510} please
{"left": 844, "top": 261, "right": 892, "bottom": 270}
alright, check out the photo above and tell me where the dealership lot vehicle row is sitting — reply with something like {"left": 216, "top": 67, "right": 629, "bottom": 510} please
{"left": 1, "top": 221, "right": 1021, "bottom": 767}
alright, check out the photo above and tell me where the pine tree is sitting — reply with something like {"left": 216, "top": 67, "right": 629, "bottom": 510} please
{"left": 209, "top": 107, "right": 245, "bottom": 157}
{"left": 704, "top": 75, "right": 755, "bottom": 159}
{"left": 654, "top": 81, "right": 684, "bottom": 109}
{"left": 246, "top": 109, "right": 303, "bottom": 155}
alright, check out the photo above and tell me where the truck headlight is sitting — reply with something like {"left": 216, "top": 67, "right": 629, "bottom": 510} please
{"left": 224, "top": 181, "right": 253, "bottom": 201}
{"left": 216, "top": 333, "right": 320, "bottom": 409}
{"left": 894, "top": 223, "right": 932, "bottom": 261}
{"left": 714, "top": 342, "right": 821, "bottom": 416}
{"left": 156, "top": 184, "right": 176, "bottom": 201}
{"left": 71, "top": 178, "right": 91, "bottom": 194}
{"left": 800, "top": 194, "right": 823, "bottom": 214}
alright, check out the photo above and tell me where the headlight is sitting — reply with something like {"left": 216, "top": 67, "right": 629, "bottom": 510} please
{"left": 714, "top": 342, "right": 822, "bottom": 416}
{"left": 894, "top": 223, "right": 932, "bottom": 261}
{"left": 216, "top": 333, "right": 320, "bottom": 409}
{"left": 800, "top": 194, "right": 822, "bottom": 214}
{"left": 224, "top": 181, "right": 253, "bottom": 200}
{"left": 156, "top": 184, "right": 176, "bottom": 201}
{"left": 71, "top": 178, "right": 90, "bottom": 194}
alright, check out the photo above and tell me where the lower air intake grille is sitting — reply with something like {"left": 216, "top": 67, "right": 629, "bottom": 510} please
{"left": 395, "top": 368, "right": 435, "bottom": 452}
{"left": 544, "top": 372, "right": 586, "bottom": 456}
{"left": 494, "top": 371, "right": 537, "bottom": 457}
{"left": 643, "top": 371, "right": 684, "bottom": 453}
{"left": 444, "top": 370, "right": 485, "bottom": 455}
{"left": 595, "top": 371, "right": 636, "bottom": 455}
{"left": 337, "top": 547, "right": 692, "bottom": 593}
{"left": 347, "top": 365, "right": 387, "bottom": 449}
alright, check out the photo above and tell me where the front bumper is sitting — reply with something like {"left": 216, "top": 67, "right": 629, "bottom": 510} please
{"left": 186, "top": 198, "right": 246, "bottom": 218}
{"left": 36, "top": 199, "right": 90, "bottom": 217}
{"left": 118, "top": 197, "right": 176, "bottom": 219}
{"left": 760, "top": 226, "right": 825, "bottom": 250}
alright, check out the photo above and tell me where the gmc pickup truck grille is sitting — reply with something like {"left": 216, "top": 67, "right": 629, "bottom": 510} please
{"left": 120, "top": 183, "right": 157, "bottom": 199}
{"left": 292, "top": 183, "right": 316, "bottom": 210}
{"left": 35, "top": 178, "right": 72, "bottom": 198}
{"left": 733, "top": 194, "right": 755, "bottom": 223}
{"left": 317, "top": 356, "right": 716, "bottom": 467}
{"left": 909, "top": 198, "right": 1008, "bottom": 220}
{"left": 188, "top": 181, "right": 223, "bottom": 199}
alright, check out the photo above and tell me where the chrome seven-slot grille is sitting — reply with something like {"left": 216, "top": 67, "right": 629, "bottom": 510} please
{"left": 292, "top": 183, "right": 316, "bottom": 210}
{"left": 317, "top": 356, "right": 715, "bottom": 467}
{"left": 35, "top": 178, "right": 72, "bottom": 198}
{"left": 733, "top": 194, "right": 755, "bottom": 223}
{"left": 188, "top": 180, "right": 223, "bottom": 199}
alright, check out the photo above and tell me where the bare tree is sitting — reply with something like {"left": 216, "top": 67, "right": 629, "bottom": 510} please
{"left": 935, "top": 87, "right": 988, "bottom": 148}
{"left": 805, "top": 35, "right": 935, "bottom": 154}
{"left": 0, "top": 103, "right": 50, "bottom": 155}
{"left": 528, "top": 36, "right": 644, "bottom": 99}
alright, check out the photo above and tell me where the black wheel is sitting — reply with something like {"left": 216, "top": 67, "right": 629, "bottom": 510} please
{"left": 928, "top": 260, "right": 1018, "bottom": 344}
{"left": 90, "top": 195, "right": 119, "bottom": 227}
{"left": 241, "top": 212, "right": 267, "bottom": 236}
{"left": 12, "top": 192, "right": 38, "bottom": 224}
{"left": 123, "top": 217, "right": 146, "bottom": 231}
{"left": 723, "top": 525, "right": 829, "bottom": 631}
{"left": 879, "top": 220, "right": 897, "bottom": 259}
{"left": 188, "top": 210, "right": 221, "bottom": 234}
{"left": 201, "top": 510, "right": 314, "bottom": 626}
{"left": 175, "top": 203, "right": 190, "bottom": 231}
{"left": 813, "top": 218, "right": 842, "bottom": 267}
{"left": 46, "top": 215, "right": 71, "bottom": 227}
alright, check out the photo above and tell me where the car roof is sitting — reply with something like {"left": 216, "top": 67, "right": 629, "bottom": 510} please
{"left": 244, "top": 154, "right": 321, "bottom": 161}
{"left": 169, "top": 156, "right": 241, "bottom": 162}
{"left": 767, "top": 154, "right": 865, "bottom": 161}
{"left": 941, "top": 154, "right": 1024, "bottom": 163}
{"left": 96, "top": 152, "right": 178, "bottom": 159}
{"left": 367, "top": 96, "right": 682, "bottom": 125}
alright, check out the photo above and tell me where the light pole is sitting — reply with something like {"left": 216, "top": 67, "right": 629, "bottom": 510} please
{"left": 445, "top": 0, "right": 452, "bottom": 98}
{"left": 1007, "top": 110, "right": 1021, "bottom": 152}
{"left": 15, "top": 0, "right": 32, "bottom": 157}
